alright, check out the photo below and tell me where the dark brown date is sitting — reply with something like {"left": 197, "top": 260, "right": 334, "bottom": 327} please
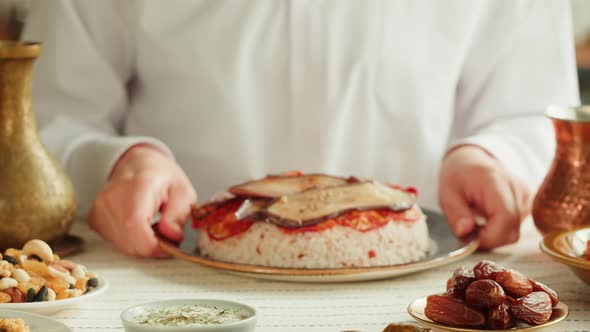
{"left": 465, "top": 279, "right": 506, "bottom": 309}
{"left": 488, "top": 303, "right": 514, "bottom": 330}
{"left": 510, "top": 292, "right": 552, "bottom": 325}
{"left": 2, "top": 287, "right": 24, "bottom": 303}
{"left": 425, "top": 294, "right": 486, "bottom": 328}
{"left": 473, "top": 260, "right": 506, "bottom": 280}
{"left": 529, "top": 279, "right": 559, "bottom": 307}
{"left": 446, "top": 267, "right": 475, "bottom": 298}
{"left": 495, "top": 269, "right": 533, "bottom": 297}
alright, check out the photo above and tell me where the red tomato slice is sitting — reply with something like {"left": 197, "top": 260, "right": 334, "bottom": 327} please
{"left": 193, "top": 198, "right": 421, "bottom": 240}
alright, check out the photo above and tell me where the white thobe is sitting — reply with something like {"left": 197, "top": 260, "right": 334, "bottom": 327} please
{"left": 22, "top": 0, "right": 580, "bottom": 213}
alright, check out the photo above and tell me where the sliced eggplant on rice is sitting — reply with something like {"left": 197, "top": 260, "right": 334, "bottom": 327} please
{"left": 237, "top": 181, "right": 416, "bottom": 228}
{"left": 229, "top": 173, "right": 353, "bottom": 198}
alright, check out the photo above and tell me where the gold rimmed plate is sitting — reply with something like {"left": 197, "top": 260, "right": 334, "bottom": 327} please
{"left": 407, "top": 298, "right": 568, "bottom": 332}
{"left": 159, "top": 209, "right": 478, "bottom": 283}
{"left": 540, "top": 226, "right": 590, "bottom": 285}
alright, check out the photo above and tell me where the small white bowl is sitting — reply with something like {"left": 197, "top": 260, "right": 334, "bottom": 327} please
{"left": 121, "top": 299, "right": 257, "bottom": 332}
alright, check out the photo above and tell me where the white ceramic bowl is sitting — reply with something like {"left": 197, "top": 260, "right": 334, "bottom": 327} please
{"left": 121, "top": 299, "right": 257, "bottom": 332}
{"left": 0, "top": 276, "right": 109, "bottom": 315}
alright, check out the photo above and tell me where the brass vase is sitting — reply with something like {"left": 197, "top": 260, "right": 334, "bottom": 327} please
{"left": 533, "top": 106, "right": 590, "bottom": 235}
{"left": 0, "top": 41, "right": 76, "bottom": 249}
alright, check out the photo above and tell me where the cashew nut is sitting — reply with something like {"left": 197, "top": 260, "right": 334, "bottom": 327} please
{"left": 22, "top": 239, "right": 54, "bottom": 263}
{"left": 47, "top": 266, "right": 68, "bottom": 279}
{"left": 65, "top": 289, "right": 82, "bottom": 297}
{"left": 47, "top": 288, "right": 56, "bottom": 301}
{"left": 55, "top": 260, "right": 76, "bottom": 271}
{"left": 0, "top": 278, "right": 18, "bottom": 290}
{"left": 12, "top": 269, "right": 30, "bottom": 284}
{"left": 66, "top": 275, "right": 77, "bottom": 286}
{"left": 50, "top": 264, "right": 69, "bottom": 274}
{"left": 0, "top": 292, "right": 10, "bottom": 303}
{"left": 71, "top": 265, "right": 87, "bottom": 279}
{"left": 17, "top": 255, "right": 27, "bottom": 265}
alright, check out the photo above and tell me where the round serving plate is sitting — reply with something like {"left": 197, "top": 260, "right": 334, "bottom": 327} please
{"left": 0, "top": 308, "right": 72, "bottom": 332}
{"left": 160, "top": 209, "right": 479, "bottom": 283}
{"left": 407, "top": 297, "right": 568, "bottom": 332}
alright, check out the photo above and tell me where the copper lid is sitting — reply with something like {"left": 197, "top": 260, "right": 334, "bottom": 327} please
{"left": 546, "top": 105, "right": 590, "bottom": 122}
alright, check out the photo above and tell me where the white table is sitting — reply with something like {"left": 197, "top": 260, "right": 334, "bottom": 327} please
{"left": 55, "top": 220, "right": 590, "bottom": 331}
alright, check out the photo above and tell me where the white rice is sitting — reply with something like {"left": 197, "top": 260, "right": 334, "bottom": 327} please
{"left": 198, "top": 212, "right": 429, "bottom": 268}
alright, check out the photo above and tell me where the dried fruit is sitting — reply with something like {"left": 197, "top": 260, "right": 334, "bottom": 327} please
{"left": 26, "top": 288, "right": 35, "bottom": 302}
{"left": 488, "top": 303, "right": 514, "bottom": 329}
{"left": 2, "top": 255, "right": 17, "bottom": 265}
{"left": 425, "top": 293, "right": 485, "bottom": 328}
{"left": 465, "top": 279, "right": 506, "bottom": 309}
{"left": 87, "top": 277, "right": 99, "bottom": 288}
{"left": 510, "top": 292, "right": 552, "bottom": 325}
{"left": 75, "top": 278, "right": 87, "bottom": 294}
{"left": 473, "top": 260, "right": 506, "bottom": 280}
{"left": 35, "top": 285, "right": 48, "bottom": 302}
{"left": 494, "top": 269, "right": 533, "bottom": 297}
{"left": 446, "top": 267, "right": 474, "bottom": 298}
{"left": 0, "top": 292, "right": 11, "bottom": 303}
{"left": 529, "top": 279, "right": 559, "bottom": 307}
{"left": 2, "top": 287, "right": 24, "bottom": 303}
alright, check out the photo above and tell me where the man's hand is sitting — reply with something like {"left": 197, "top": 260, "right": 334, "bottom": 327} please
{"left": 89, "top": 144, "right": 197, "bottom": 257}
{"left": 439, "top": 145, "right": 531, "bottom": 250}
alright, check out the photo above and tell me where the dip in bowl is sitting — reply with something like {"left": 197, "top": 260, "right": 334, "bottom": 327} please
{"left": 121, "top": 299, "right": 257, "bottom": 332}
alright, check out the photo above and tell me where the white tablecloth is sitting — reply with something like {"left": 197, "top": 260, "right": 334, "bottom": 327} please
{"left": 54, "top": 220, "right": 590, "bottom": 332}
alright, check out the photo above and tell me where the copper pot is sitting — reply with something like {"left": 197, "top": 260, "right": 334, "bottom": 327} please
{"left": 0, "top": 41, "right": 76, "bottom": 249}
{"left": 533, "top": 105, "right": 590, "bottom": 235}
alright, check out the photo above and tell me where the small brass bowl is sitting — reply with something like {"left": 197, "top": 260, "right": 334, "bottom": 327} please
{"left": 540, "top": 226, "right": 590, "bottom": 285}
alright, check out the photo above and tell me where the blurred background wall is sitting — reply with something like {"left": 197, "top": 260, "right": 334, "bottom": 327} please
{"left": 2, "top": 0, "right": 590, "bottom": 101}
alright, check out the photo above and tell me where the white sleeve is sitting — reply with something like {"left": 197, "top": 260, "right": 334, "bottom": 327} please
{"left": 449, "top": 0, "right": 580, "bottom": 192}
{"left": 22, "top": 0, "right": 171, "bottom": 214}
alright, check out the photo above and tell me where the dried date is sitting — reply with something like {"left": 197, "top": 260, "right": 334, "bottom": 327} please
{"left": 529, "top": 279, "right": 559, "bottom": 307}
{"left": 446, "top": 267, "right": 474, "bottom": 298}
{"left": 510, "top": 292, "right": 552, "bottom": 325}
{"left": 488, "top": 303, "right": 514, "bottom": 330}
{"left": 425, "top": 293, "right": 485, "bottom": 328}
{"left": 495, "top": 269, "right": 533, "bottom": 297}
{"left": 465, "top": 279, "right": 506, "bottom": 309}
{"left": 473, "top": 260, "right": 506, "bottom": 280}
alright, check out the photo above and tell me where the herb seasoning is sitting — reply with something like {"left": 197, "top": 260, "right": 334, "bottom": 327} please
{"left": 135, "top": 304, "right": 251, "bottom": 326}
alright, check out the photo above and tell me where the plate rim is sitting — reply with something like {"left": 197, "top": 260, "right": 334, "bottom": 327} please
{"left": 407, "top": 297, "right": 569, "bottom": 332}
{"left": 0, "top": 276, "right": 108, "bottom": 310}
{"left": 159, "top": 227, "right": 479, "bottom": 277}
{"left": 0, "top": 308, "right": 73, "bottom": 331}
{"left": 540, "top": 230, "right": 590, "bottom": 270}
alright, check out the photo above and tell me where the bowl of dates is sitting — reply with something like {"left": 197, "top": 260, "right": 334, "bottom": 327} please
{"left": 408, "top": 260, "right": 568, "bottom": 331}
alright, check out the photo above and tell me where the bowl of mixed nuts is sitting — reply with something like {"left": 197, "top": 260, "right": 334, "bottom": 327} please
{"left": 0, "top": 239, "right": 107, "bottom": 315}
{"left": 408, "top": 260, "right": 568, "bottom": 331}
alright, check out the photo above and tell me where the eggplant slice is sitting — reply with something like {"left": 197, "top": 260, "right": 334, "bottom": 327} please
{"left": 258, "top": 181, "right": 416, "bottom": 228}
{"left": 229, "top": 174, "right": 352, "bottom": 198}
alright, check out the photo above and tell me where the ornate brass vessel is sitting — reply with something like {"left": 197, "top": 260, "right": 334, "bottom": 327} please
{"left": 533, "top": 105, "right": 590, "bottom": 235}
{"left": 0, "top": 41, "right": 76, "bottom": 249}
